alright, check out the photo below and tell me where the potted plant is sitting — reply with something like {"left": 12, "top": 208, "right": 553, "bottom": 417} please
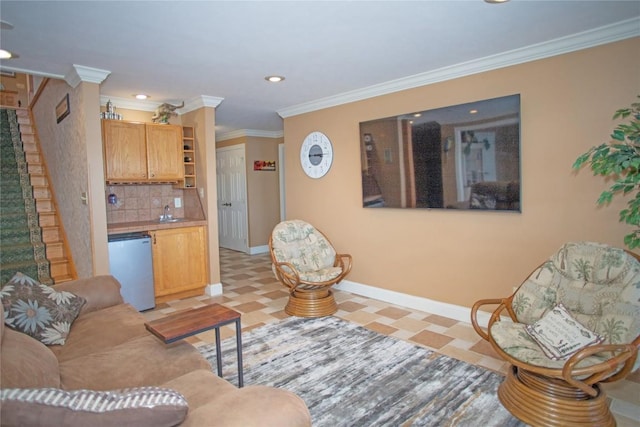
{"left": 573, "top": 96, "right": 640, "bottom": 249}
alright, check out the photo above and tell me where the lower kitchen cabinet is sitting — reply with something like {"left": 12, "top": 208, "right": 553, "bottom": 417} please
{"left": 149, "top": 226, "right": 208, "bottom": 303}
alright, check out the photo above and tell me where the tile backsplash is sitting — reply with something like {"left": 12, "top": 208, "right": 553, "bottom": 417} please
{"left": 106, "top": 184, "right": 185, "bottom": 224}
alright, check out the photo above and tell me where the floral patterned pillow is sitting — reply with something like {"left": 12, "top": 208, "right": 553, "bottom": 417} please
{"left": 0, "top": 272, "right": 86, "bottom": 345}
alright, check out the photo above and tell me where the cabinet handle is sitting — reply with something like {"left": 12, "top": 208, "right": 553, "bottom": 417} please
{"left": 150, "top": 173, "right": 155, "bottom": 177}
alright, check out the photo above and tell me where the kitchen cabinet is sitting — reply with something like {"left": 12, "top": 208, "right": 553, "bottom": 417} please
{"left": 149, "top": 226, "right": 208, "bottom": 303}
{"left": 102, "top": 120, "right": 184, "bottom": 183}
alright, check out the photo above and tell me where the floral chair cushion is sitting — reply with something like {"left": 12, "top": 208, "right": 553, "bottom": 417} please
{"left": 271, "top": 220, "right": 338, "bottom": 281}
{"left": 0, "top": 272, "right": 86, "bottom": 345}
{"left": 490, "top": 241, "right": 640, "bottom": 370}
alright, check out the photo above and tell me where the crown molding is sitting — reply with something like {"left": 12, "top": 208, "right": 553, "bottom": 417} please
{"left": 182, "top": 95, "right": 224, "bottom": 114}
{"left": 98, "top": 94, "right": 224, "bottom": 114}
{"left": 65, "top": 64, "right": 110, "bottom": 88}
{"left": 278, "top": 17, "right": 640, "bottom": 119}
{"left": 217, "top": 129, "right": 284, "bottom": 141}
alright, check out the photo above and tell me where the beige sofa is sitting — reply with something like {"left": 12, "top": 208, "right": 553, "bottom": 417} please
{"left": 0, "top": 275, "right": 311, "bottom": 426}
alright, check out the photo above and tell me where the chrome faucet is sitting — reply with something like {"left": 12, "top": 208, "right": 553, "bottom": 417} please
{"left": 160, "top": 204, "right": 172, "bottom": 221}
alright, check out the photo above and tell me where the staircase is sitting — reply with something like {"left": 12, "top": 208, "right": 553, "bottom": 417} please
{"left": 0, "top": 107, "right": 75, "bottom": 284}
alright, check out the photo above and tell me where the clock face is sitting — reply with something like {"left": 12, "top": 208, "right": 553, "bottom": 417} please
{"left": 300, "top": 131, "right": 333, "bottom": 178}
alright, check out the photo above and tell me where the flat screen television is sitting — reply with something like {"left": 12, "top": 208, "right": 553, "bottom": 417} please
{"left": 360, "top": 94, "right": 521, "bottom": 212}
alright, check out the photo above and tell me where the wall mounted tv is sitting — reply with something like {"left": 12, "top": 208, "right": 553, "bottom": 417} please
{"left": 360, "top": 94, "right": 521, "bottom": 212}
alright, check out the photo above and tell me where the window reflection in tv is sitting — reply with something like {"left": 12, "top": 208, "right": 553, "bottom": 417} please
{"left": 360, "top": 94, "right": 521, "bottom": 212}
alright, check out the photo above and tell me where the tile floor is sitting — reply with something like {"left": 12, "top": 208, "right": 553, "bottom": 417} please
{"left": 143, "top": 248, "right": 640, "bottom": 426}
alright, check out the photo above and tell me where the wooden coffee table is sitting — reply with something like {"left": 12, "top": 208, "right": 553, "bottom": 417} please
{"left": 145, "top": 303, "right": 244, "bottom": 387}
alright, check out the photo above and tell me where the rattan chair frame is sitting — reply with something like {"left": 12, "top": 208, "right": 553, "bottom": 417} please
{"left": 470, "top": 255, "right": 640, "bottom": 427}
{"left": 269, "top": 223, "right": 353, "bottom": 318}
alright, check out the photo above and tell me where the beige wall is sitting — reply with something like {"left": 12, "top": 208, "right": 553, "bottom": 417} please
{"left": 217, "top": 135, "right": 283, "bottom": 248}
{"left": 32, "top": 78, "right": 108, "bottom": 277}
{"left": 246, "top": 137, "right": 282, "bottom": 247}
{"left": 181, "top": 107, "right": 220, "bottom": 286}
{"left": 283, "top": 37, "right": 640, "bottom": 309}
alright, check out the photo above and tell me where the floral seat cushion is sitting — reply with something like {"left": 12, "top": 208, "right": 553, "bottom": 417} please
{"left": 491, "top": 320, "right": 610, "bottom": 370}
{"left": 491, "top": 241, "right": 640, "bottom": 371}
{"left": 271, "top": 220, "right": 337, "bottom": 279}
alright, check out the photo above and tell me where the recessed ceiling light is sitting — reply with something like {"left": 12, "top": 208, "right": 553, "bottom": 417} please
{"left": 265, "top": 75, "right": 285, "bottom": 83}
{"left": 469, "top": 109, "right": 478, "bottom": 114}
{"left": 135, "top": 94, "right": 149, "bottom": 100}
{"left": 413, "top": 113, "right": 422, "bottom": 118}
{"left": 0, "top": 49, "right": 18, "bottom": 59}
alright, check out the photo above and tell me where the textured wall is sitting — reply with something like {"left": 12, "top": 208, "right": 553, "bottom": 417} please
{"left": 31, "top": 79, "right": 93, "bottom": 277}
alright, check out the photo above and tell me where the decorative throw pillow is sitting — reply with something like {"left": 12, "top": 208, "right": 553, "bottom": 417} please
{"left": 0, "top": 387, "right": 189, "bottom": 427}
{"left": 525, "top": 303, "right": 603, "bottom": 360}
{"left": 0, "top": 272, "right": 86, "bottom": 345}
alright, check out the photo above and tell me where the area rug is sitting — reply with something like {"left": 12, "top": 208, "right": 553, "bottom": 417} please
{"left": 197, "top": 316, "right": 525, "bottom": 427}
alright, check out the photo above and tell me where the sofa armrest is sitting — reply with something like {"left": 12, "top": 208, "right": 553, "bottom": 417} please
{"left": 53, "top": 275, "right": 124, "bottom": 315}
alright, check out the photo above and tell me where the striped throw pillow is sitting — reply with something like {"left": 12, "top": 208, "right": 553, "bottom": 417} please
{"left": 0, "top": 387, "right": 188, "bottom": 427}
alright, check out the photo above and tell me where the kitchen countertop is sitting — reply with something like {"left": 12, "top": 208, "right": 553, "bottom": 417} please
{"left": 107, "top": 219, "right": 207, "bottom": 235}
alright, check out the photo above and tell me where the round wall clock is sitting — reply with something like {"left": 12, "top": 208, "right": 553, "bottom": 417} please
{"left": 300, "top": 131, "right": 333, "bottom": 178}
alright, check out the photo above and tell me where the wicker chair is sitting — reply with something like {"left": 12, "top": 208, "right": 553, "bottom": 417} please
{"left": 471, "top": 242, "right": 640, "bottom": 426}
{"left": 269, "top": 220, "right": 352, "bottom": 317}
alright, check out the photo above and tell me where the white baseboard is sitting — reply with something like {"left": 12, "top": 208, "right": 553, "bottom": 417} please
{"left": 334, "top": 280, "right": 491, "bottom": 327}
{"left": 249, "top": 245, "right": 269, "bottom": 255}
{"left": 205, "top": 283, "right": 223, "bottom": 296}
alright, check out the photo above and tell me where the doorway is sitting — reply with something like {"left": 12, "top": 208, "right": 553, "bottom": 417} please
{"left": 216, "top": 145, "right": 248, "bottom": 253}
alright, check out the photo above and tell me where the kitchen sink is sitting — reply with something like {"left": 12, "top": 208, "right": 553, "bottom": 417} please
{"left": 158, "top": 217, "right": 186, "bottom": 223}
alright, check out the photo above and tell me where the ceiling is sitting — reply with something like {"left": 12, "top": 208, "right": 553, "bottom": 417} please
{"left": 1, "top": 1, "right": 639, "bottom": 138}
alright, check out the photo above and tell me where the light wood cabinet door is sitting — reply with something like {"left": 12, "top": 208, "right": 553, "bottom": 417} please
{"left": 150, "top": 226, "right": 208, "bottom": 300}
{"left": 146, "top": 124, "right": 184, "bottom": 181}
{"left": 102, "top": 120, "right": 147, "bottom": 181}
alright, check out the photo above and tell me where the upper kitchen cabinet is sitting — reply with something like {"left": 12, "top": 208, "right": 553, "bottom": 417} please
{"left": 102, "top": 120, "right": 184, "bottom": 184}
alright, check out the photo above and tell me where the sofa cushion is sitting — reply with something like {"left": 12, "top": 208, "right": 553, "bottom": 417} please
{"left": 59, "top": 335, "right": 210, "bottom": 390}
{"left": 1, "top": 302, "right": 61, "bottom": 389}
{"left": 49, "top": 303, "right": 149, "bottom": 363}
{"left": 0, "top": 386, "right": 188, "bottom": 427}
{"left": 53, "top": 275, "right": 124, "bottom": 316}
{"left": 1, "top": 272, "right": 86, "bottom": 345}
{"left": 164, "top": 369, "right": 311, "bottom": 427}
{"left": 0, "top": 327, "right": 61, "bottom": 389}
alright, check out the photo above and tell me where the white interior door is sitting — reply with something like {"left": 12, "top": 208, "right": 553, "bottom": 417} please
{"left": 216, "top": 145, "right": 248, "bottom": 252}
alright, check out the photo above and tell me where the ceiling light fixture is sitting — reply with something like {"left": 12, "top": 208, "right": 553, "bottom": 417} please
{"left": 265, "top": 75, "right": 285, "bottom": 83}
{"left": 484, "top": 0, "right": 510, "bottom": 3}
{"left": 469, "top": 109, "right": 478, "bottom": 114}
{"left": 135, "top": 94, "right": 149, "bottom": 100}
{"left": 0, "top": 49, "right": 18, "bottom": 59}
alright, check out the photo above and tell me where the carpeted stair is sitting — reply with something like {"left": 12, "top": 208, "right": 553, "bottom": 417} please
{"left": 0, "top": 108, "right": 52, "bottom": 285}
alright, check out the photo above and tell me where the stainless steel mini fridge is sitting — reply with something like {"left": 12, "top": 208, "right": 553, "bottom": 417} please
{"left": 107, "top": 232, "right": 155, "bottom": 311}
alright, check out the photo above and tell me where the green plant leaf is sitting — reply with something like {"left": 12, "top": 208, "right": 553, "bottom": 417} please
{"left": 574, "top": 96, "right": 640, "bottom": 249}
